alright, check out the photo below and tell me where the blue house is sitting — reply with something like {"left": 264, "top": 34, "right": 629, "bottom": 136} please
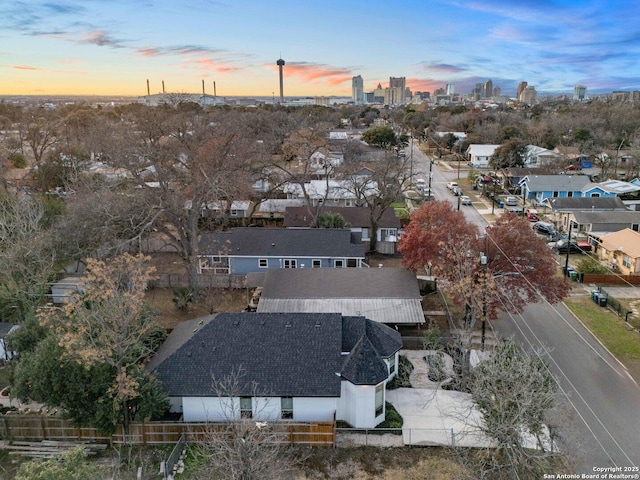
{"left": 519, "top": 175, "right": 615, "bottom": 205}
{"left": 197, "top": 228, "right": 367, "bottom": 275}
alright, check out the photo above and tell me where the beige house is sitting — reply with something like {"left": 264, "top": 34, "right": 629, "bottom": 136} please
{"left": 597, "top": 229, "right": 640, "bottom": 274}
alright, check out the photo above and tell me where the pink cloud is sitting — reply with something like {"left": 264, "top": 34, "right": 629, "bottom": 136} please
{"left": 273, "top": 63, "right": 351, "bottom": 87}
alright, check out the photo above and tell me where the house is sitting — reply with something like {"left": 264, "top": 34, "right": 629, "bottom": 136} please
{"left": 256, "top": 268, "right": 425, "bottom": 326}
{"left": 253, "top": 199, "right": 306, "bottom": 221}
{"left": 282, "top": 179, "right": 379, "bottom": 207}
{"left": 147, "top": 312, "right": 403, "bottom": 428}
{"left": 197, "top": 228, "right": 367, "bottom": 275}
{"left": 0, "top": 323, "right": 19, "bottom": 360}
{"left": 519, "top": 175, "right": 597, "bottom": 205}
{"left": 594, "top": 229, "right": 640, "bottom": 274}
{"left": 284, "top": 206, "right": 401, "bottom": 253}
{"left": 597, "top": 180, "right": 640, "bottom": 211}
{"left": 201, "top": 200, "right": 254, "bottom": 219}
{"left": 522, "top": 145, "right": 560, "bottom": 168}
{"left": 466, "top": 144, "right": 501, "bottom": 168}
{"left": 543, "top": 196, "right": 632, "bottom": 233}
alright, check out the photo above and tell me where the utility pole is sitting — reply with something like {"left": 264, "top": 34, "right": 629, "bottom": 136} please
{"left": 428, "top": 158, "right": 433, "bottom": 193}
{"left": 564, "top": 221, "right": 573, "bottom": 275}
{"left": 480, "top": 234, "right": 488, "bottom": 352}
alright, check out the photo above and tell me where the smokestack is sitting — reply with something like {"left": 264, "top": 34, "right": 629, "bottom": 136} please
{"left": 162, "top": 80, "right": 165, "bottom": 93}
{"left": 213, "top": 81, "right": 217, "bottom": 97}
{"left": 146, "top": 79, "right": 150, "bottom": 96}
{"left": 202, "top": 79, "right": 205, "bottom": 95}
{"left": 277, "top": 58, "right": 285, "bottom": 104}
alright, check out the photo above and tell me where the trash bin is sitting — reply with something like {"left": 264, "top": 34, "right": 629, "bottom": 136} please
{"left": 599, "top": 294, "right": 608, "bottom": 307}
{"left": 569, "top": 271, "right": 578, "bottom": 281}
{"left": 592, "top": 291, "right": 600, "bottom": 304}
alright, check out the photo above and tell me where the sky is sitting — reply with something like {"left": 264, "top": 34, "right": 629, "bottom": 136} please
{"left": 1, "top": 0, "right": 640, "bottom": 98}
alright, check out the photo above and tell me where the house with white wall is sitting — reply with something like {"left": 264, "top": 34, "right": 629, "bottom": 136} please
{"left": 466, "top": 144, "right": 500, "bottom": 168}
{"left": 147, "top": 312, "right": 402, "bottom": 428}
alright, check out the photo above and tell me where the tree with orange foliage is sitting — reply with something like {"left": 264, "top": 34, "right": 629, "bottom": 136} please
{"left": 42, "top": 253, "right": 167, "bottom": 435}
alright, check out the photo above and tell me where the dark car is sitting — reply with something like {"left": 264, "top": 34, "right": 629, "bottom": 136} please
{"left": 552, "top": 240, "right": 592, "bottom": 254}
{"left": 533, "top": 222, "right": 556, "bottom": 236}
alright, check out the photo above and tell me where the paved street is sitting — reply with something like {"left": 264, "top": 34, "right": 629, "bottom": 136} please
{"left": 409, "top": 141, "right": 640, "bottom": 472}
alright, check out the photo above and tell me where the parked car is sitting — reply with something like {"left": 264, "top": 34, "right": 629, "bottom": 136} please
{"left": 446, "top": 181, "right": 459, "bottom": 191}
{"left": 551, "top": 240, "right": 592, "bottom": 254}
{"left": 525, "top": 208, "right": 540, "bottom": 222}
{"left": 415, "top": 178, "right": 426, "bottom": 190}
{"left": 460, "top": 195, "right": 472, "bottom": 205}
{"left": 504, "top": 196, "right": 518, "bottom": 206}
{"left": 533, "top": 221, "right": 556, "bottom": 235}
{"left": 452, "top": 186, "right": 463, "bottom": 196}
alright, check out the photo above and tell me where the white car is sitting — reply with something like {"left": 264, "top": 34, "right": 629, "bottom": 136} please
{"left": 504, "top": 196, "right": 518, "bottom": 206}
{"left": 460, "top": 195, "right": 472, "bottom": 205}
{"left": 447, "top": 181, "right": 459, "bottom": 191}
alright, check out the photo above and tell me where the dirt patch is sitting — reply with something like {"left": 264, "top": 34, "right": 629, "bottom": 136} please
{"left": 146, "top": 288, "right": 248, "bottom": 331}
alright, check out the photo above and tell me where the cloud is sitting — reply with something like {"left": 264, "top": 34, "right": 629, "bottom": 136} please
{"left": 137, "top": 45, "right": 228, "bottom": 57}
{"left": 3, "top": 64, "right": 85, "bottom": 75}
{"left": 180, "top": 57, "right": 243, "bottom": 74}
{"left": 418, "top": 62, "right": 468, "bottom": 74}
{"left": 277, "top": 62, "right": 352, "bottom": 87}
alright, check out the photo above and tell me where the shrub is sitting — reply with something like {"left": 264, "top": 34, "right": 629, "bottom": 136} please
{"left": 386, "top": 355, "right": 413, "bottom": 389}
{"left": 9, "top": 153, "right": 26, "bottom": 168}
{"left": 377, "top": 402, "right": 403, "bottom": 430}
{"left": 172, "top": 287, "right": 194, "bottom": 311}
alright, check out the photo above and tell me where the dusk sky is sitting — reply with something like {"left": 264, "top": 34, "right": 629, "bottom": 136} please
{"left": 2, "top": 0, "right": 640, "bottom": 98}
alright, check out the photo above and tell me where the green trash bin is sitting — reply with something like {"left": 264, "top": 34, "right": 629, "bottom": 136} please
{"left": 569, "top": 271, "right": 578, "bottom": 281}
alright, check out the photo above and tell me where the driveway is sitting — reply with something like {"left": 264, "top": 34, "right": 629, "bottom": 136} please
{"left": 386, "top": 350, "right": 491, "bottom": 447}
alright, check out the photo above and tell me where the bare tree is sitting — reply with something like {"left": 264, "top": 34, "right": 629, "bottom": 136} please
{"left": 452, "top": 340, "right": 562, "bottom": 479}
{"left": 190, "top": 367, "right": 303, "bottom": 480}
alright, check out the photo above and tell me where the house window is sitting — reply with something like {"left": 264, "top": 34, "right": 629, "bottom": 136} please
{"left": 281, "top": 397, "right": 293, "bottom": 419}
{"left": 199, "top": 256, "right": 222, "bottom": 270}
{"left": 361, "top": 228, "right": 370, "bottom": 241}
{"left": 567, "top": 191, "right": 573, "bottom": 197}
{"left": 240, "top": 397, "right": 252, "bottom": 418}
{"left": 553, "top": 191, "right": 559, "bottom": 198}
{"left": 380, "top": 228, "right": 397, "bottom": 241}
{"left": 632, "top": 224, "right": 639, "bottom": 232}
{"left": 388, "top": 355, "right": 396, "bottom": 374}
{"left": 230, "top": 209, "right": 238, "bottom": 217}
{"left": 591, "top": 193, "right": 600, "bottom": 197}
{"left": 334, "top": 259, "right": 345, "bottom": 268}
{"left": 623, "top": 255, "right": 632, "bottom": 269}
{"left": 283, "top": 259, "right": 297, "bottom": 269}
{"left": 312, "top": 259, "right": 321, "bottom": 268}
{"left": 375, "top": 384, "right": 384, "bottom": 417}
{"left": 345, "top": 198, "right": 354, "bottom": 207}
{"left": 258, "top": 259, "right": 268, "bottom": 268}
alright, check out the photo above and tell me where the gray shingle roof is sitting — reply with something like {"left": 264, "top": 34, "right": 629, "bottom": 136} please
{"left": 148, "top": 312, "right": 403, "bottom": 397}
{"left": 573, "top": 210, "right": 640, "bottom": 224}
{"left": 198, "top": 228, "right": 365, "bottom": 258}
{"left": 522, "top": 175, "right": 591, "bottom": 192}
{"left": 284, "top": 206, "right": 400, "bottom": 229}
{"left": 546, "top": 197, "right": 627, "bottom": 211}
{"left": 340, "top": 336, "right": 389, "bottom": 385}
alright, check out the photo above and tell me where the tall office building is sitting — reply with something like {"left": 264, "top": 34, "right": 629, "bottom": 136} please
{"left": 446, "top": 83, "right": 455, "bottom": 95}
{"left": 516, "top": 81, "right": 528, "bottom": 99}
{"left": 573, "top": 84, "right": 587, "bottom": 101}
{"left": 352, "top": 75, "right": 364, "bottom": 103}
{"left": 483, "top": 79, "right": 493, "bottom": 99}
{"left": 520, "top": 86, "right": 537, "bottom": 105}
{"left": 387, "top": 77, "right": 406, "bottom": 104}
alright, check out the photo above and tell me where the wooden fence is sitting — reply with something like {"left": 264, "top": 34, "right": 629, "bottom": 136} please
{"left": 581, "top": 273, "right": 640, "bottom": 285}
{"left": 0, "top": 416, "right": 335, "bottom": 447}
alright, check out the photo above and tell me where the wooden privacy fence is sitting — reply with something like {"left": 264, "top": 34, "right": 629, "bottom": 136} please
{"left": 581, "top": 273, "right": 640, "bottom": 285}
{"left": 0, "top": 416, "right": 335, "bottom": 447}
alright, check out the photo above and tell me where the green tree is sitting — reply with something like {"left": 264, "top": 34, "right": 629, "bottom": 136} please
{"left": 490, "top": 139, "right": 527, "bottom": 168}
{"left": 42, "top": 254, "right": 167, "bottom": 435}
{"left": 15, "top": 446, "right": 109, "bottom": 480}
{"left": 318, "top": 212, "right": 347, "bottom": 228}
{"left": 362, "top": 125, "right": 398, "bottom": 149}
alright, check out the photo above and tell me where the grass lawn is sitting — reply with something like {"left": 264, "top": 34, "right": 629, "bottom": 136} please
{"left": 564, "top": 296, "right": 640, "bottom": 382}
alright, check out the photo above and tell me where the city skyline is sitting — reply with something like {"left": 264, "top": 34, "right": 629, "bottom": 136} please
{"left": 1, "top": 0, "right": 639, "bottom": 97}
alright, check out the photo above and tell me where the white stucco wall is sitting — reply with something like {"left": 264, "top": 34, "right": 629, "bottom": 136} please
{"left": 337, "top": 382, "right": 385, "bottom": 428}
{"left": 179, "top": 396, "right": 337, "bottom": 423}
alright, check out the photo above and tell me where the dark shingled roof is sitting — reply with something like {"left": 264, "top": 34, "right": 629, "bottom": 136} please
{"left": 0, "top": 323, "right": 17, "bottom": 337}
{"left": 546, "top": 196, "right": 627, "bottom": 211}
{"left": 340, "top": 336, "right": 389, "bottom": 385}
{"left": 148, "top": 312, "right": 402, "bottom": 397}
{"left": 284, "top": 206, "right": 400, "bottom": 229}
{"left": 198, "top": 228, "right": 365, "bottom": 258}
